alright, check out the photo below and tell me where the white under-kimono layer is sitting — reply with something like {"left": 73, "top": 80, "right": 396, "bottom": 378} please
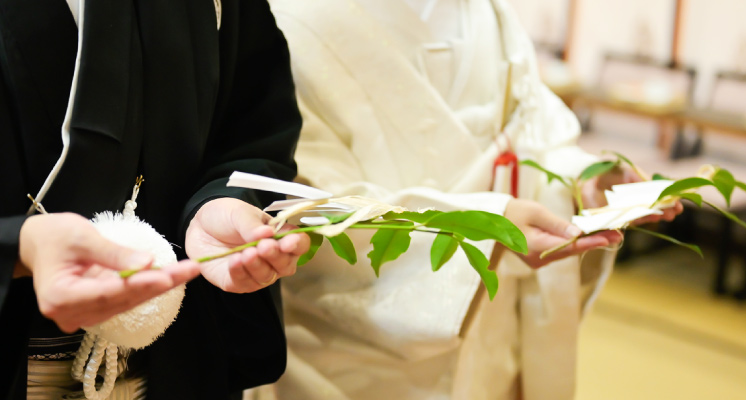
{"left": 265, "top": 0, "right": 615, "bottom": 399}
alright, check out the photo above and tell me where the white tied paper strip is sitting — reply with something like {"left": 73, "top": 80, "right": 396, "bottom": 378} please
{"left": 227, "top": 171, "right": 332, "bottom": 200}
{"left": 227, "top": 172, "right": 407, "bottom": 235}
{"left": 571, "top": 180, "right": 676, "bottom": 234}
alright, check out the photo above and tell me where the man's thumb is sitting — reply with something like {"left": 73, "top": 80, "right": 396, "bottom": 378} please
{"left": 231, "top": 205, "right": 274, "bottom": 244}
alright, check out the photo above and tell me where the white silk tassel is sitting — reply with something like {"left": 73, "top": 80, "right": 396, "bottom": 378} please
{"left": 72, "top": 179, "right": 186, "bottom": 399}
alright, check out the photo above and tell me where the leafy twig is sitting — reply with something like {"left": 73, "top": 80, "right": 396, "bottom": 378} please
{"left": 119, "top": 210, "right": 528, "bottom": 300}
{"left": 523, "top": 153, "right": 746, "bottom": 259}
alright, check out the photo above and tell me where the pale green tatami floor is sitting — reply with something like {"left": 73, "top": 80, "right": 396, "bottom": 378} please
{"left": 577, "top": 245, "right": 746, "bottom": 400}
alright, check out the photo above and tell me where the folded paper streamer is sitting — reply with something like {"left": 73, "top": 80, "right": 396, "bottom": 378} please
{"left": 571, "top": 180, "right": 676, "bottom": 233}
{"left": 227, "top": 171, "right": 333, "bottom": 201}
{"left": 228, "top": 171, "right": 410, "bottom": 235}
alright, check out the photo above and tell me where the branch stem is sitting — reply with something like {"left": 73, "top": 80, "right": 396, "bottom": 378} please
{"left": 119, "top": 222, "right": 450, "bottom": 277}
{"left": 572, "top": 178, "right": 585, "bottom": 214}
{"left": 539, "top": 236, "right": 579, "bottom": 259}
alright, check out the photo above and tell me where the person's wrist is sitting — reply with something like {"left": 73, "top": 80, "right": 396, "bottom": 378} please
{"left": 18, "top": 213, "right": 44, "bottom": 274}
{"left": 503, "top": 198, "right": 518, "bottom": 219}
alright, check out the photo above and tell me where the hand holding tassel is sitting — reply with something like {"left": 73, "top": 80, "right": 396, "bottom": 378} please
{"left": 17, "top": 212, "right": 201, "bottom": 333}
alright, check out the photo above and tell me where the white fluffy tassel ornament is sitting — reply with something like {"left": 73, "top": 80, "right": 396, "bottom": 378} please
{"left": 71, "top": 178, "right": 186, "bottom": 400}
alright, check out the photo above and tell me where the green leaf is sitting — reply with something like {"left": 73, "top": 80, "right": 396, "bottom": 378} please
{"left": 520, "top": 160, "right": 570, "bottom": 188}
{"left": 736, "top": 181, "right": 746, "bottom": 192}
{"left": 327, "top": 232, "right": 357, "bottom": 265}
{"left": 656, "top": 177, "right": 714, "bottom": 201}
{"left": 578, "top": 161, "right": 618, "bottom": 181}
{"left": 652, "top": 173, "right": 670, "bottom": 181}
{"left": 424, "top": 211, "right": 499, "bottom": 241}
{"left": 297, "top": 232, "right": 324, "bottom": 266}
{"left": 678, "top": 192, "right": 703, "bottom": 207}
{"left": 367, "top": 221, "right": 414, "bottom": 276}
{"left": 430, "top": 234, "right": 459, "bottom": 272}
{"left": 473, "top": 211, "right": 528, "bottom": 255}
{"left": 382, "top": 210, "right": 443, "bottom": 224}
{"left": 602, "top": 150, "right": 649, "bottom": 181}
{"left": 712, "top": 168, "right": 736, "bottom": 207}
{"left": 603, "top": 150, "right": 635, "bottom": 168}
{"left": 322, "top": 212, "right": 355, "bottom": 224}
{"left": 424, "top": 211, "right": 526, "bottom": 254}
{"left": 704, "top": 200, "right": 746, "bottom": 231}
{"left": 459, "top": 241, "right": 499, "bottom": 300}
{"left": 629, "top": 226, "right": 703, "bottom": 258}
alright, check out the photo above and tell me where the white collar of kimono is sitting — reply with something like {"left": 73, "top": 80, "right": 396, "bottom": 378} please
{"left": 402, "top": 0, "right": 466, "bottom": 42}
{"left": 355, "top": 0, "right": 478, "bottom": 107}
{"left": 356, "top": 0, "right": 464, "bottom": 43}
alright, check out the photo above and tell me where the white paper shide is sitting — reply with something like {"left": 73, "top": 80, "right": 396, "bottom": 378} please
{"left": 572, "top": 180, "right": 677, "bottom": 233}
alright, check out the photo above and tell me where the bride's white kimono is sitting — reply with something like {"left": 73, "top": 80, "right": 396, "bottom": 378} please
{"left": 264, "top": 0, "right": 614, "bottom": 399}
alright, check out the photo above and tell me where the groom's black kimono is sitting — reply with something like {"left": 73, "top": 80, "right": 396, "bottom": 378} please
{"left": 0, "top": 0, "right": 301, "bottom": 398}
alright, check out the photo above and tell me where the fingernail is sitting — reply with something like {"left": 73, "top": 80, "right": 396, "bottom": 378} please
{"left": 565, "top": 225, "right": 583, "bottom": 238}
{"left": 127, "top": 252, "right": 153, "bottom": 270}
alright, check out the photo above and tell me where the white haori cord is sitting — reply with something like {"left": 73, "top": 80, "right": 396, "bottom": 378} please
{"left": 27, "top": 0, "right": 86, "bottom": 216}
{"left": 214, "top": 0, "right": 222, "bottom": 30}
{"left": 71, "top": 333, "right": 119, "bottom": 400}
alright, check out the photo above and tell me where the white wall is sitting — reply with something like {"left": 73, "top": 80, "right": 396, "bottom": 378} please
{"left": 507, "top": 0, "right": 746, "bottom": 106}
{"left": 507, "top": 0, "right": 569, "bottom": 49}
{"left": 571, "top": 0, "right": 674, "bottom": 84}
{"left": 681, "top": 0, "right": 746, "bottom": 106}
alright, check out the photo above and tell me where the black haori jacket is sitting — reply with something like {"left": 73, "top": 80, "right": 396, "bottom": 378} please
{"left": 0, "top": 0, "right": 301, "bottom": 398}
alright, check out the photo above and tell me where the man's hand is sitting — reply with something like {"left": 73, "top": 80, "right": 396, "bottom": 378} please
{"left": 503, "top": 199, "right": 623, "bottom": 268}
{"left": 19, "top": 213, "right": 200, "bottom": 333}
{"left": 581, "top": 165, "right": 683, "bottom": 223}
{"left": 185, "top": 198, "right": 310, "bottom": 293}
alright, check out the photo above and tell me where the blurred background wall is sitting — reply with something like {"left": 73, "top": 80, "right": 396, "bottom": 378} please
{"left": 682, "top": 0, "right": 746, "bottom": 103}
{"left": 509, "top": 0, "right": 746, "bottom": 105}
